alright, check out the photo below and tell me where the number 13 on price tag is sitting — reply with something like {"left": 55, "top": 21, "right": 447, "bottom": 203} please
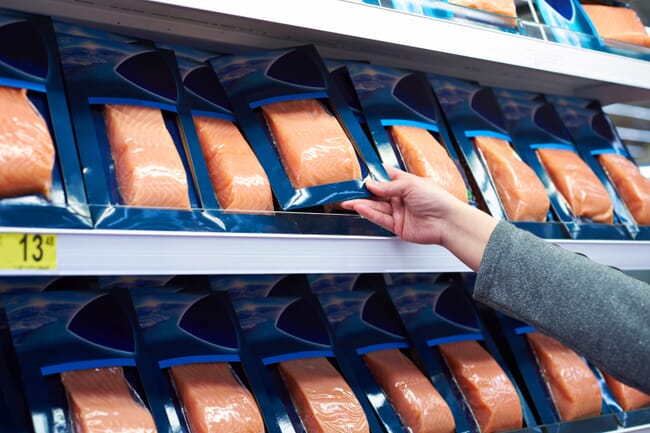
{"left": 0, "top": 233, "right": 57, "bottom": 270}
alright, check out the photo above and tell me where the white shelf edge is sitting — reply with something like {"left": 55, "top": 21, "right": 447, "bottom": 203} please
{"left": 1, "top": 228, "right": 649, "bottom": 276}
{"left": 3, "top": 0, "right": 650, "bottom": 103}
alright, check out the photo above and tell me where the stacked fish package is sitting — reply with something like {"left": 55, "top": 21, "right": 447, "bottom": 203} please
{"left": 547, "top": 94, "right": 650, "bottom": 239}
{"left": 346, "top": 62, "right": 473, "bottom": 206}
{"left": 210, "top": 45, "right": 389, "bottom": 212}
{"left": 428, "top": 74, "right": 566, "bottom": 239}
{"left": 527, "top": 0, "right": 602, "bottom": 48}
{"left": 215, "top": 273, "right": 386, "bottom": 433}
{"left": 165, "top": 44, "right": 302, "bottom": 234}
{"left": 3, "top": 290, "right": 165, "bottom": 433}
{"left": 384, "top": 273, "right": 539, "bottom": 433}
{"left": 0, "top": 10, "right": 91, "bottom": 228}
{"left": 307, "top": 273, "right": 463, "bottom": 433}
{"left": 130, "top": 288, "right": 269, "bottom": 433}
{"left": 55, "top": 30, "right": 223, "bottom": 230}
{"left": 491, "top": 88, "right": 630, "bottom": 239}
{"left": 493, "top": 313, "right": 644, "bottom": 430}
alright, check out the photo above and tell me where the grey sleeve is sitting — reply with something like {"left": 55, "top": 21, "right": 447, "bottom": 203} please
{"left": 473, "top": 220, "right": 650, "bottom": 394}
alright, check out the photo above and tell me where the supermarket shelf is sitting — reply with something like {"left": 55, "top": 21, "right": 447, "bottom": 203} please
{"left": 1, "top": 227, "right": 649, "bottom": 276}
{"left": 4, "top": 0, "right": 650, "bottom": 104}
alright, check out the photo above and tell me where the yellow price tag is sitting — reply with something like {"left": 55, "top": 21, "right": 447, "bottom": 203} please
{"left": 0, "top": 233, "right": 57, "bottom": 270}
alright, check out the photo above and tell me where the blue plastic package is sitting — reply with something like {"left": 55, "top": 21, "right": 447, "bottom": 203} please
{"left": 130, "top": 288, "right": 275, "bottom": 433}
{"left": 384, "top": 273, "right": 539, "bottom": 433}
{"left": 0, "top": 10, "right": 91, "bottom": 229}
{"left": 223, "top": 276, "right": 386, "bottom": 433}
{"left": 494, "top": 313, "right": 623, "bottom": 431}
{"left": 347, "top": 62, "right": 474, "bottom": 205}
{"left": 0, "top": 309, "right": 31, "bottom": 433}
{"left": 547, "top": 94, "right": 648, "bottom": 239}
{"left": 164, "top": 43, "right": 304, "bottom": 234}
{"left": 3, "top": 290, "right": 167, "bottom": 433}
{"left": 428, "top": 74, "right": 568, "bottom": 239}
{"left": 491, "top": 87, "right": 631, "bottom": 239}
{"left": 210, "top": 45, "right": 389, "bottom": 210}
{"left": 530, "top": 0, "right": 602, "bottom": 48}
{"left": 56, "top": 33, "right": 223, "bottom": 231}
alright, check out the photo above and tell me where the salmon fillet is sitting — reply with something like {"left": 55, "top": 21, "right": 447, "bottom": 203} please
{"left": 60, "top": 366, "right": 157, "bottom": 433}
{"left": 602, "top": 373, "right": 650, "bottom": 412}
{"left": 278, "top": 357, "right": 369, "bottom": 433}
{"left": 474, "top": 136, "right": 549, "bottom": 221}
{"left": 582, "top": 5, "right": 650, "bottom": 48}
{"left": 260, "top": 99, "right": 362, "bottom": 189}
{"left": 170, "top": 362, "right": 265, "bottom": 433}
{"left": 536, "top": 148, "right": 613, "bottom": 223}
{"left": 526, "top": 332, "right": 601, "bottom": 421}
{"left": 363, "top": 349, "right": 456, "bottom": 433}
{"left": 0, "top": 86, "right": 55, "bottom": 199}
{"left": 390, "top": 125, "right": 468, "bottom": 203}
{"left": 193, "top": 116, "right": 273, "bottom": 211}
{"left": 439, "top": 340, "right": 522, "bottom": 433}
{"left": 449, "top": 0, "right": 516, "bottom": 17}
{"left": 104, "top": 104, "right": 191, "bottom": 209}
{"left": 597, "top": 153, "right": 650, "bottom": 225}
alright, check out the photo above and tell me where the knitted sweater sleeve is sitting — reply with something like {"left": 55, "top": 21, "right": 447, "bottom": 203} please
{"left": 473, "top": 220, "right": 650, "bottom": 393}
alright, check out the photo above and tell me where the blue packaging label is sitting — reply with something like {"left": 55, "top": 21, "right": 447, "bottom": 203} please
{"left": 532, "top": 0, "right": 601, "bottom": 48}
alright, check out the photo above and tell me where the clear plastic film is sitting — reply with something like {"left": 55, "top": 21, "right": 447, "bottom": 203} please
{"left": 389, "top": 125, "right": 469, "bottom": 204}
{"left": 278, "top": 357, "right": 369, "bottom": 433}
{"left": 597, "top": 153, "right": 650, "bottom": 226}
{"left": 192, "top": 115, "right": 274, "bottom": 213}
{"left": 363, "top": 349, "right": 456, "bottom": 433}
{"left": 104, "top": 104, "right": 191, "bottom": 209}
{"left": 601, "top": 371, "right": 650, "bottom": 412}
{"left": 473, "top": 136, "right": 549, "bottom": 222}
{"left": 438, "top": 340, "right": 522, "bottom": 433}
{"left": 260, "top": 99, "right": 362, "bottom": 189}
{"left": 525, "top": 332, "right": 602, "bottom": 421}
{"left": 169, "top": 362, "right": 265, "bottom": 433}
{"left": 581, "top": 4, "right": 650, "bottom": 49}
{"left": 0, "top": 86, "right": 55, "bottom": 200}
{"left": 60, "top": 366, "right": 157, "bottom": 433}
{"left": 536, "top": 147, "right": 614, "bottom": 223}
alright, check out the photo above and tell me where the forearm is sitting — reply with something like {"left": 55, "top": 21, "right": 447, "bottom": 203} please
{"left": 440, "top": 203, "right": 498, "bottom": 272}
{"left": 473, "top": 221, "right": 650, "bottom": 393}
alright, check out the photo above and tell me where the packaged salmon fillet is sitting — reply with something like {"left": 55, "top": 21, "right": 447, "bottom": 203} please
{"left": 363, "top": 349, "right": 456, "bottom": 433}
{"left": 104, "top": 104, "right": 191, "bottom": 209}
{"left": 57, "top": 33, "right": 221, "bottom": 230}
{"left": 581, "top": 3, "right": 650, "bottom": 48}
{"left": 170, "top": 362, "right": 264, "bottom": 433}
{"left": 211, "top": 46, "right": 388, "bottom": 210}
{"left": 61, "top": 366, "right": 157, "bottom": 433}
{"left": 449, "top": 0, "right": 516, "bottom": 17}
{"left": 525, "top": 332, "right": 602, "bottom": 421}
{"left": 4, "top": 290, "right": 169, "bottom": 433}
{"left": 0, "top": 12, "right": 90, "bottom": 228}
{"left": 602, "top": 373, "right": 650, "bottom": 412}
{"left": 278, "top": 357, "right": 370, "bottom": 433}
{"left": 597, "top": 153, "right": 650, "bottom": 226}
{"left": 474, "top": 136, "right": 549, "bottom": 221}
{"left": 536, "top": 147, "right": 614, "bottom": 223}
{"left": 439, "top": 340, "right": 523, "bottom": 433}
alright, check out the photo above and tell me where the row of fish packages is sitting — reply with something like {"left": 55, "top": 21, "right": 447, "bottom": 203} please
{"left": 424, "top": 74, "right": 649, "bottom": 240}
{"left": 56, "top": 22, "right": 389, "bottom": 233}
{"left": 0, "top": 9, "right": 90, "bottom": 229}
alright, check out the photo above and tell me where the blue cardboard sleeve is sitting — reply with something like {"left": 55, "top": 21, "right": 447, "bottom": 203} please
{"left": 0, "top": 10, "right": 91, "bottom": 229}
{"left": 492, "top": 88, "right": 631, "bottom": 239}
{"left": 547, "top": 94, "right": 648, "bottom": 239}
{"left": 3, "top": 290, "right": 166, "bottom": 433}
{"left": 428, "top": 74, "right": 568, "bottom": 239}
{"left": 210, "top": 45, "right": 389, "bottom": 210}
{"left": 56, "top": 33, "right": 223, "bottom": 231}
